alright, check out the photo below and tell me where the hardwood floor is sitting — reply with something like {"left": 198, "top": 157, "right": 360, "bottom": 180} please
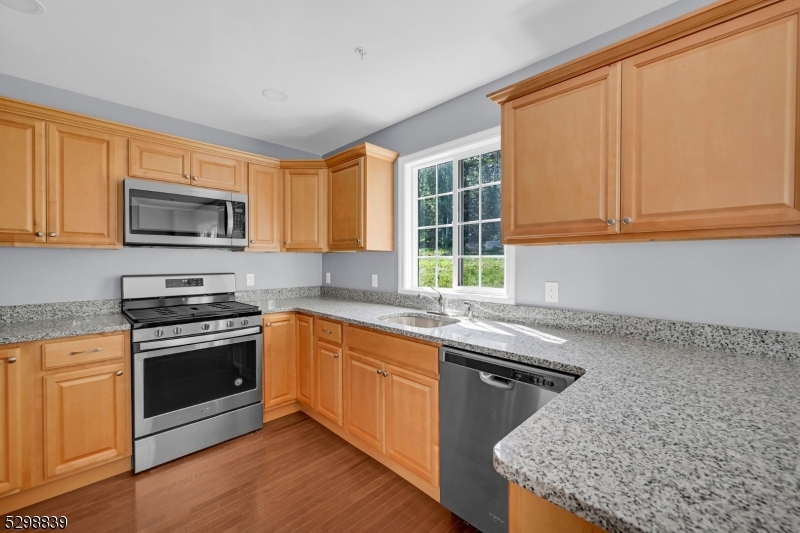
{"left": 17, "top": 412, "right": 479, "bottom": 533}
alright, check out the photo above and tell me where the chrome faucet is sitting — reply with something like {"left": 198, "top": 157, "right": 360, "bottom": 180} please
{"left": 463, "top": 300, "right": 476, "bottom": 321}
{"left": 419, "top": 288, "right": 446, "bottom": 315}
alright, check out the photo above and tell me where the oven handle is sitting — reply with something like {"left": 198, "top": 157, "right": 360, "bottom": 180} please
{"left": 226, "top": 201, "right": 234, "bottom": 238}
{"left": 136, "top": 327, "right": 262, "bottom": 353}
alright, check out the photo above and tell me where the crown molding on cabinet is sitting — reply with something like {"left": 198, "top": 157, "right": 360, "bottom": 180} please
{"left": 280, "top": 159, "right": 328, "bottom": 169}
{"left": 323, "top": 142, "right": 399, "bottom": 168}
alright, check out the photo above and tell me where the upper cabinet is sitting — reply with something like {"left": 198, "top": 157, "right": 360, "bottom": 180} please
{"left": 282, "top": 162, "right": 328, "bottom": 252}
{"left": 325, "top": 143, "right": 398, "bottom": 251}
{"left": 491, "top": 0, "right": 800, "bottom": 244}
{"left": 247, "top": 163, "right": 283, "bottom": 251}
{"left": 191, "top": 151, "right": 245, "bottom": 192}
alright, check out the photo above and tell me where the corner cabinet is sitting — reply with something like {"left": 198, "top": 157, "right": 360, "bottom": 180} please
{"left": 296, "top": 315, "right": 315, "bottom": 408}
{"left": 325, "top": 143, "right": 398, "bottom": 251}
{"left": 247, "top": 163, "right": 283, "bottom": 252}
{"left": 492, "top": 0, "right": 800, "bottom": 244}
{"left": 262, "top": 314, "right": 297, "bottom": 408}
{"left": 282, "top": 162, "right": 328, "bottom": 252}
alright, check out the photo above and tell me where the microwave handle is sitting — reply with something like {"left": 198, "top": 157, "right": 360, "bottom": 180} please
{"left": 225, "top": 201, "right": 233, "bottom": 238}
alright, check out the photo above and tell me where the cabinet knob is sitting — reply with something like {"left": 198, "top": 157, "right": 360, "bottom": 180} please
{"left": 36, "top": 231, "right": 43, "bottom": 237}
{"left": 116, "top": 370, "right": 123, "bottom": 376}
{"left": 193, "top": 176, "right": 199, "bottom": 181}
{"left": 376, "top": 369, "right": 382, "bottom": 375}
{"left": 284, "top": 241, "right": 289, "bottom": 245}
{"left": 357, "top": 238, "right": 361, "bottom": 244}
{"left": 49, "top": 232, "right": 57, "bottom": 237}
{"left": 382, "top": 371, "right": 389, "bottom": 377}
{"left": 251, "top": 240, "right": 256, "bottom": 244}
{"left": 607, "top": 218, "right": 616, "bottom": 226}
{"left": 7, "top": 357, "right": 16, "bottom": 364}
{"left": 266, "top": 322, "right": 271, "bottom": 327}
{"left": 334, "top": 353, "right": 339, "bottom": 358}
{"left": 622, "top": 217, "right": 632, "bottom": 225}
{"left": 185, "top": 174, "right": 190, "bottom": 180}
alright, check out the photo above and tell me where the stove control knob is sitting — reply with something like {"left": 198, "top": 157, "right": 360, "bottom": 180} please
{"left": 154, "top": 329, "right": 164, "bottom": 338}
{"left": 226, "top": 320, "right": 234, "bottom": 328}
{"left": 241, "top": 318, "right": 249, "bottom": 326}
{"left": 201, "top": 323, "right": 210, "bottom": 331}
{"left": 173, "top": 326, "right": 182, "bottom": 334}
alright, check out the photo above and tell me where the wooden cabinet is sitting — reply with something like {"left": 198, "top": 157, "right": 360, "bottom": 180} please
{"left": 343, "top": 351, "right": 385, "bottom": 453}
{"left": 501, "top": 64, "right": 621, "bottom": 241}
{"left": 509, "top": 482, "right": 607, "bottom": 533}
{"left": 491, "top": 0, "right": 800, "bottom": 244}
{"left": 247, "top": 163, "right": 283, "bottom": 251}
{"left": 42, "top": 363, "right": 127, "bottom": 479}
{"left": 191, "top": 151, "right": 245, "bottom": 192}
{"left": 262, "top": 314, "right": 297, "bottom": 408}
{"left": 620, "top": 3, "right": 800, "bottom": 234}
{"left": 296, "top": 315, "right": 314, "bottom": 408}
{"left": 325, "top": 143, "right": 398, "bottom": 251}
{"left": 384, "top": 363, "right": 438, "bottom": 485}
{"left": 128, "top": 138, "right": 191, "bottom": 184}
{"left": 47, "top": 123, "right": 122, "bottom": 246}
{"left": 0, "top": 112, "right": 46, "bottom": 245}
{"left": 315, "top": 341, "right": 343, "bottom": 426}
{"left": 0, "top": 348, "right": 22, "bottom": 497}
{"left": 283, "top": 164, "right": 328, "bottom": 252}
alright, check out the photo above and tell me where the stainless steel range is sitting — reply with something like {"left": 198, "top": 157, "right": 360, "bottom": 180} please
{"left": 122, "top": 273, "right": 263, "bottom": 473}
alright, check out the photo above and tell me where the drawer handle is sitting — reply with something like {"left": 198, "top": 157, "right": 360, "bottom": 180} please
{"left": 69, "top": 347, "right": 102, "bottom": 356}
{"left": 7, "top": 357, "right": 16, "bottom": 363}
{"left": 323, "top": 329, "right": 333, "bottom": 334}
{"left": 116, "top": 370, "right": 123, "bottom": 376}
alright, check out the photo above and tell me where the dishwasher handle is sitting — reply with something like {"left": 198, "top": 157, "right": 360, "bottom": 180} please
{"left": 479, "top": 372, "right": 514, "bottom": 390}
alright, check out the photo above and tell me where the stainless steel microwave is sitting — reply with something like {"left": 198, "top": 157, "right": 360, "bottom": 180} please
{"left": 124, "top": 178, "right": 248, "bottom": 249}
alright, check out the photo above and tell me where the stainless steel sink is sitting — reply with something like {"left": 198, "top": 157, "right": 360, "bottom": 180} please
{"left": 381, "top": 314, "right": 458, "bottom": 329}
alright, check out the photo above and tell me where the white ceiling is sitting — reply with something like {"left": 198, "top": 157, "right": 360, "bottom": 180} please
{"left": 0, "top": 0, "right": 679, "bottom": 155}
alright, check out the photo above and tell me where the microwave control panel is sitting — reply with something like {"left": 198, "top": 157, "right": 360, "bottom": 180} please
{"left": 232, "top": 202, "right": 246, "bottom": 239}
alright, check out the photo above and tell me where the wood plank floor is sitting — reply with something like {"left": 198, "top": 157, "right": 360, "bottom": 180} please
{"left": 19, "top": 412, "right": 479, "bottom": 533}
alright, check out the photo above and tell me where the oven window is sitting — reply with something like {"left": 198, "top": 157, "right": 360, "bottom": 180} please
{"left": 143, "top": 340, "right": 257, "bottom": 419}
{"left": 129, "top": 189, "right": 227, "bottom": 237}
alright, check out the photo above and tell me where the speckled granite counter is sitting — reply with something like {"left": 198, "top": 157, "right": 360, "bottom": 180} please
{"left": 0, "top": 313, "right": 130, "bottom": 344}
{"left": 251, "top": 297, "right": 800, "bottom": 533}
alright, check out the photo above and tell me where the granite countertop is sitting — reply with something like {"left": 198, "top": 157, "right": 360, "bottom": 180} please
{"left": 0, "top": 313, "right": 131, "bottom": 344}
{"left": 249, "top": 297, "right": 800, "bottom": 533}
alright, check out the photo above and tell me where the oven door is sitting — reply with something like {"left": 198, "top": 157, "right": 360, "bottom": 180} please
{"left": 133, "top": 331, "right": 262, "bottom": 438}
{"left": 124, "top": 178, "right": 235, "bottom": 248}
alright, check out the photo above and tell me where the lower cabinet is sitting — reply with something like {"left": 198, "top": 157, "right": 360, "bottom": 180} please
{"left": 296, "top": 315, "right": 315, "bottom": 408}
{"left": 315, "top": 341, "right": 342, "bottom": 426}
{"left": 343, "top": 351, "right": 385, "bottom": 452}
{"left": 262, "top": 314, "right": 297, "bottom": 408}
{"left": 508, "top": 482, "right": 608, "bottom": 533}
{"left": 42, "top": 363, "right": 127, "bottom": 479}
{"left": 0, "top": 348, "right": 22, "bottom": 497}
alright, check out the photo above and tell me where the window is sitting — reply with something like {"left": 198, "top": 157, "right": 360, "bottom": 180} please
{"left": 398, "top": 127, "right": 514, "bottom": 303}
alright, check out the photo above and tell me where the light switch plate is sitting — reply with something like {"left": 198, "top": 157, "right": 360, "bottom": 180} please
{"left": 372, "top": 274, "right": 378, "bottom": 288}
{"left": 545, "top": 281, "right": 558, "bottom": 303}
{"left": 326, "top": 272, "right": 331, "bottom": 284}
{"left": 246, "top": 274, "right": 255, "bottom": 287}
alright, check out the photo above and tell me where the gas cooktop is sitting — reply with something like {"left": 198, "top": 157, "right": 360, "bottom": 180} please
{"left": 124, "top": 301, "right": 260, "bottom": 324}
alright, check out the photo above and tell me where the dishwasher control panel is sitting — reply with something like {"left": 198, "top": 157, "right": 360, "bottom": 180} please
{"left": 512, "top": 370, "right": 566, "bottom": 390}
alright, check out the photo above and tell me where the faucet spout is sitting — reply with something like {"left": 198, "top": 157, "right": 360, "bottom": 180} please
{"left": 418, "top": 288, "right": 446, "bottom": 315}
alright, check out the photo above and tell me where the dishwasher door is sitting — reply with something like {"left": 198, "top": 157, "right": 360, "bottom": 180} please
{"left": 439, "top": 347, "right": 575, "bottom": 533}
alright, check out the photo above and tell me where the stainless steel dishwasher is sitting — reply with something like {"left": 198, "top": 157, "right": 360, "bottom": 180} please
{"left": 440, "top": 346, "right": 576, "bottom": 533}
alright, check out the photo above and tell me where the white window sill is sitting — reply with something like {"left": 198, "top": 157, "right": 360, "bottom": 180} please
{"left": 400, "top": 288, "right": 514, "bottom": 305}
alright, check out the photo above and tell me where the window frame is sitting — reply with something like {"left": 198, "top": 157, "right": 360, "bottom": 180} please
{"left": 398, "top": 127, "right": 515, "bottom": 304}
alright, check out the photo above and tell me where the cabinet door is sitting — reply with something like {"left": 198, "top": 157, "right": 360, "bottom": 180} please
{"left": 43, "top": 363, "right": 126, "bottom": 479}
{"left": 328, "top": 157, "right": 365, "bottom": 251}
{"left": 263, "top": 314, "right": 297, "bottom": 408}
{"left": 284, "top": 169, "right": 326, "bottom": 251}
{"left": 502, "top": 63, "right": 621, "bottom": 241}
{"left": 0, "top": 112, "right": 46, "bottom": 244}
{"left": 0, "top": 348, "right": 22, "bottom": 497}
{"left": 315, "top": 341, "right": 342, "bottom": 426}
{"left": 384, "top": 364, "right": 438, "bottom": 485}
{"left": 47, "top": 123, "right": 120, "bottom": 246}
{"left": 343, "top": 351, "right": 384, "bottom": 453}
{"left": 128, "top": 138, "right": 191, "bottom": 184}
{"left": 248, "top": 163, "right": 283, "bottom": 251}
{"left": 621, "top": 4, "right": 800, "bottom": 233}
{"left": 296, "top": 315, "right": 314, "bottom": 408}
{"left": 191, "top": 151, "right": 244, "bottom": 192}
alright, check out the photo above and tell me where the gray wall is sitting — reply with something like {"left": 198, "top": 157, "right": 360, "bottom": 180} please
{"left": 0, "top": 73, "right": 322, "bottom": 306}
{"left": 322, "top": 0, "right": 800, "bottom": 334}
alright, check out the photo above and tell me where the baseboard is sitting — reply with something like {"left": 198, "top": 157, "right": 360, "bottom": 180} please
{"left": 263, "top": 401, "right": 302, "bottom": 423}
{"left": 0, "top": 457, "right": 131, "bottom": 515}
{"left": 300, "top": 406, "right": 440, "bottom": 502}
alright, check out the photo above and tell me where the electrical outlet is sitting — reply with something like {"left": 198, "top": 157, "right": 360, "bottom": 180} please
{"left": 545, "top": 282, "right": 558, "bottom": 303}
{"left": 246, "top": 274, "right": 255, "bottom": 287}
{"left": 372, "top": 274, "right": 378, "bottom": 288}
{"left": 326, "top": 272, "right": 331, "bottom": 284}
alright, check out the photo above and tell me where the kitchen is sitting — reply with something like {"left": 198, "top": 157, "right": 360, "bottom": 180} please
{"left": 0, "top": 0, "right": 799, "bottom": 532}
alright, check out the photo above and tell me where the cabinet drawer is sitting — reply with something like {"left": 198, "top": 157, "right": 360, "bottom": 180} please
{"left": 345, "top": 326, "right": 439, "bottom": 378}
{"left": 315, "top": 318, "right": 343, "bottom": 345}
{"left": 42, "top": 334, "right": 125, "bottom": 370}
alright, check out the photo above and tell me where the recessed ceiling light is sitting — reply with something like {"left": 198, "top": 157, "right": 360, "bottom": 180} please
{"left": 0, "top": 0, "right": 46, "bottom": 15}
{"left": 261, "top": 89, "right": 288, "bottom": 102}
